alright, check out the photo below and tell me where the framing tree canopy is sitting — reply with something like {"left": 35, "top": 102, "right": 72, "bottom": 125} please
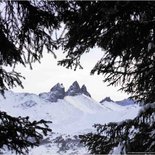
{"left": 0, "top": 1, "right": 155, "bottom": 154}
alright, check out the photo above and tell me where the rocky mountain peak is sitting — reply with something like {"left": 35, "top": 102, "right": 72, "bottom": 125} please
{"left": 65, "top": 81, "right": 91, "bottom": 97}
{"left": 40, "top": 81, "right": 91, "bottom": 101}
{"left": 81, "top": 85, "right": 91, "bottom": 97}
{"left": 50, "top": 83, "right": 64, "bottom": 92}
{"left": 49, "top": 83, "right": 65, "bottom": 102}
{"left": 100, "top": 97, "right": 114, "bottom": 103}
{"left": 39, "top": 83, "right": 65, "bottom": 102}
{"left": 65, "top": 81, "right": 81, "bottom": 96}
{"left": 72, "top": 81, "right": 80, "bottom": 88}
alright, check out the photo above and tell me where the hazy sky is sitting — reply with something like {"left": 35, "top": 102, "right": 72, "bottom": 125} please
{"left": 12, "top": 48, "right": 129, "bottom": 102}
{"left": 0, "top": 4, "right": 129, "bottom": 101}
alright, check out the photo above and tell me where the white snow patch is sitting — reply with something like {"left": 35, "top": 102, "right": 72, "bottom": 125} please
{"left": 0, "top": 90, "right": 141, "bottom": 155}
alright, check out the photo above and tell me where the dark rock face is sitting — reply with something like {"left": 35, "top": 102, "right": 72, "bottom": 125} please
{"left": 39, "top": 81, "right": 91, "bottom": 102}
{"left": 81, "top": 85, "right": 91, "bottom": 97}
{"left": 66, "top": 81, "right": 91, "bottom": 97}
{"left": 39, "top": 83, "right": 65, "bottom": 102}
{"left": 116, "top": 98, "right": 135, "bottom": 106}
{"left": 50, "top": 83, "right": 65, "bottom": 99}
{"left": 65, "top": 81, "right": 81, "bottom": 96}
{"left": 49, "top": 83, "right": 65, "bottom": 102}
{"left": 100, "top": 97, "right": 114, "bottom": 103}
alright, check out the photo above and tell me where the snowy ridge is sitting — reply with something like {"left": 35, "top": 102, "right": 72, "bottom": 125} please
{"left": 0, "top": 82, "right": 141, "bottom": 155}
{"left": 116, "top": 98, "right": 136, "bottom": 106}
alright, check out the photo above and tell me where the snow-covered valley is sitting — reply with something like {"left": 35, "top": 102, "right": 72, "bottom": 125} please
{"left": 0, "top": 81, "right": 141, "bottom": 155}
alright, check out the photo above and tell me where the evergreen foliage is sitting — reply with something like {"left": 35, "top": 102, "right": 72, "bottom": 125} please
{"left": 0, "top": 1, "right": 155, "bottom": 154}
{"left": 80, "top": 103, "right": 155, "bottom": 154}
{"left": 0, "top": 1, "right": 60, "bottom": 154}
{"left": 58, "top": 1, "right": 155, "bottom": 104}
{"left": 58, "top": 1, "right": 155, "bottom": 154}
{"left": 0, "top": 1, "right": 61, "bottom": 92}
{"left": 0, "top": 111, "right": 52, "bottom": 154}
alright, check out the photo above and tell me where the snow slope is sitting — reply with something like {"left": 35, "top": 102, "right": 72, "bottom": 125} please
{"left": 0, "top": 86, "right": 141, "bottom": 154}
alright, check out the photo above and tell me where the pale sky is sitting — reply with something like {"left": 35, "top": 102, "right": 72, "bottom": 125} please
{"left": 0, "top": 4, "right": 129, "bottom": 102}
{"left": 11, "top": 47, "right": 129, "bottom": 102}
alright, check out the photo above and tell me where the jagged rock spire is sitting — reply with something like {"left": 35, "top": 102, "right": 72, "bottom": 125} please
{"left": 66, "top": 81, "right": 91, "bottom": 97}
{"left": 49, "top": 83, "right": 65, "bottom": 102}
{"left": 81, "top": 85, "right": 91, "bottom": 97}
{"left": 39, "top": 83, "right": 65, "bottom": 102}
{"left": 65, "top": 81, "right": 81, "bottom": 96}
{"left": 40, "top": 81, "right": 91, "bottom": 102}
{"left": 50, "top": 83, "right": 64, "bottom": 93}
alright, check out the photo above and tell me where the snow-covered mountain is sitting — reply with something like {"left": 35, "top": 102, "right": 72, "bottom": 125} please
{"left": 0, "top": 81, "right": 141, "bottom": 155}
{"left": 100, "top": 97, "right": 137, "bottom": 106}
{"left": 100, "top": 97, "right": 114, "bottom": 103}
{"left": 115, "top": 98, "right": 136, "bottom": 106}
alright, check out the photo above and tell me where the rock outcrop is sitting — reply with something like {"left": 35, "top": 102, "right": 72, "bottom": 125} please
{"left": 100, "top": 97, "right": 114, "bottom": 103}
{"left": 39, "top": 81, "right": 91, "bottom": 102}
{"left": 66, "top": 81, "right": 91, "bottom": 97}
{"left": 81, "top": 85, "right": 91, "bottom": 97}
{"left": 39, "top": 83, "right": 65, "bottom": 102}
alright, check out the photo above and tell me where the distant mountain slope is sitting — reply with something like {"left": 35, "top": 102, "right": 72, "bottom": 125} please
{"left": 100, "top": 97, "right": 114, "bottom": 103}
{"left": 100, "top": 96, "right": 138, "bottom": 106}
{"left": 116, "top": 98, "right": 136, "bottom": 106}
